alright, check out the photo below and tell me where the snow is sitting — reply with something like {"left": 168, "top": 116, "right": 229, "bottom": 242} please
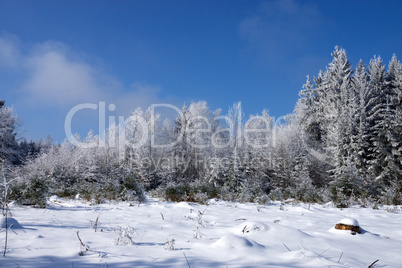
{"left": 337, "top": 218, "right": 359, "bottom": 226}
{"left": 0, "top": 198, "right": 401, "bottom": 267}
{"left": 212, "top": 234, "right": 264, "bottom": 249}
{"left": 0, "top": 217, "right": 24, "bottom": 229}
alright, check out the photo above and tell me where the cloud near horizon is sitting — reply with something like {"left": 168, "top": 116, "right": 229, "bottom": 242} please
{"left": 0, "top": 34, "right": 169, "bottom": 112}
{"left": 0, "top": 34, "right": 177, "bottom": 141}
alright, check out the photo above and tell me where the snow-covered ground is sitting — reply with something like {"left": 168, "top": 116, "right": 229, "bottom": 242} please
{"left": 1, "top": 196, "right": 401, "bottom": 267}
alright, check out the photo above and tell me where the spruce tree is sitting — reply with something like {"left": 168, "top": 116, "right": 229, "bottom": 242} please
{"left": 351, "top": 60, "right": 371, "bottom": 178}
{"left": 0, "top": 99, "right": 19, "bottom": 164}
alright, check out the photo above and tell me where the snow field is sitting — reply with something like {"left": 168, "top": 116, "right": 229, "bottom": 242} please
{"left": 1, "top": 197, "right": 401, "bottom": 267}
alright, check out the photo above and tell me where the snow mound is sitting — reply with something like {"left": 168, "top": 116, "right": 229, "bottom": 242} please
{"left": 337, "top": 218, "right": 359, "bottom": 226}
{"left": 1, "top": 217, "right": 24, "bottom": 229}
{"left": 212, "top": 234, "right": 264, "bottom": 249}
{"left": 234, "top": 221, "right": 269, "bottom": 234}
{"left": 330, "top": 218, "right": 362, "bottom": 234}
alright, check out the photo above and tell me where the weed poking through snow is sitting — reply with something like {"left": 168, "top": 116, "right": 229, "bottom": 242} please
{"left": 164, "top": 238, "right": 175, "bottom": 250}
{"left": 114, "top": 226, "right": 137, "bottom": 246}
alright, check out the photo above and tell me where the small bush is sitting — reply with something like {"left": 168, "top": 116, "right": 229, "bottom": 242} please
{"left": 380, "top": 182, "right": 402, "bottom": 205}
{"left": 18, "top": 176, "right": 49, "bottom": 208}
{"left": 268, "top": 188, "right": 284, "bottom": 201}
{"left": 120, "top": 176, "right": 145, "bottom": 203}
{"left": 150, "top": 181, "right": 219, "bottom": 204}
{"left": 114, "top": 226, "right": 137, "bottom": 246}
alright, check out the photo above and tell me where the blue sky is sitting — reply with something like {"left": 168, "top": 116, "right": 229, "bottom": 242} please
{"left": 1, "top": 0, "right": 402, "bottom": 142}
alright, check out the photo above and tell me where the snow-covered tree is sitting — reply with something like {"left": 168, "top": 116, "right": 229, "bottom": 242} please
{"left": 351, "top": 60, "right": 371, "bottom": 178}
{"left": 320, "top": 47, "right": 353, "bottom": 174}
{"left": 0, "top": 99, "right": 19, "bottom": 164}
{"left": 3, "top": 48, "right": 402, "bottom": 206}
{"left": 366, "top": 56, "right": 398, "bottom": 186}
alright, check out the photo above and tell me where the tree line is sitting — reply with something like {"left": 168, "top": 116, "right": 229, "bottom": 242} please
{"left": 1, "top": 46, "right": 401, "bottom": 207}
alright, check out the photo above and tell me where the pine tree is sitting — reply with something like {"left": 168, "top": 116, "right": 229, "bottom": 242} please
{"left": 317, "top": 47, "right": 357, "bottom": 192}
{"left": 291, "top": 146, "right": 317, "bottom": 202}
{"left": 385, "top": 55, "right": 402, "bottom": 172}
{"left": 294, "top": 73, "right": 332, "bottom": 189}
{"left": 366, "top": 56, "right": 396, "bottom": 185}
{"left": 381, "top": 55, "right": 402, "bottom": 193}
{"left": 296, "top": 75, "right": 324, "bottom": 149}
{"left": 351, "top": 60, "right": 371, "bottom": 178}
{"left": 0, "top": 99, "right": 19, "bottom": 164}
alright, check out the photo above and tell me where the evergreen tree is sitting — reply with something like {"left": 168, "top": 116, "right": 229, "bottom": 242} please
{"left": 0, "top": 99, "right": 19, "bottom": 164}
{"left": 366, "top": 57, "right": 395, "bottom": 185}
{"left": 321, "top": 46, "right": 353, "bottom": 169}
{"left": 291, "top": 148, "right": 317, "bottom": 202}
{"left": 351, "top": 60, "right": 371, "bottom": 178}
{"left": 381, "top": 55, "right": 402, "bottom": 192}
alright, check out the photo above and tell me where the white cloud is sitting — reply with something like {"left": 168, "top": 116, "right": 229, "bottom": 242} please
{"left": 23, "top": 48, "right": 103, "bottom": 105}
{"left": 0, "top": 34, "right": 179, "bottom": 141}
{"left": 1, "top": 35, "right": 171, "bottom": 111}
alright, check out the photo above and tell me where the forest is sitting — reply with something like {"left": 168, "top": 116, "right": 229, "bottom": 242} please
{"left": 1, "top": 47, "right": 401, "bottom": 208}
